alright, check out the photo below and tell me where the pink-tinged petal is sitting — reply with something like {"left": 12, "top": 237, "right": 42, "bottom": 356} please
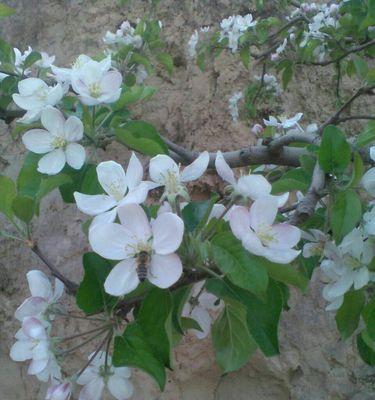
{"left": 152, "top": 212, "right": 184, "bottom": 254}
{"left": 190, "top": 306, "right": 212, "bottom": 339}
{"left": 90, "top": 208, "right": 117, "bottom": 229}
{"left": 268, "top": 223, "right": 301, "bottom": 250}
{"left": 104, "top": 259, "right": 140, "bottom": 296}
{"left": 22, "top": 129, "right": 55, "bottom": 154}
{"left": 236, "top": 174, "right": 271, "bottom": 199}
{"left": 180, "top": 151, "right": 209, "bottom": 182}
{"left": 10, "top": 340, "right": 34, "bottom": 361}
{"left": 119, "top": 182, "right": 149, "bottom": 206}
{"left": 100, "top": 71, "right": 123, "bottom": 94}
{"left": 100, "top": 88, "right": 122, "bottom": 104}
{"left": 74, "top": 192, "right": 116, "bottom": 216}
{"left": 98, "top": 55, "right": 112, "bottom": 72}
{"left": 149, "top": 154, "right": 179, "bottom": 184}
{"left": 215, "top": 151, "right": 236, "bottom": 185}
{"left": 126, "top": 152, "right": 143, "bottom": 190}
{"left": 32, "top": 340, "right": 50, "bottom": 360}
{"left": 46, "top": 84, "right": 64, "bottom": 106}
{"left": 27, "top": 270, "right": 52, "bottom": 299}
{"left": 41, "top": 107, "right": 65, "bottom": 136}
{"left": 117, "top": 203, "right": 151, "bottom": 242}
{"left": 28, "top": 358, "right": 49, "bottom": 375}
{"left": 18, "top": 78, "right": 47, "bottom": 96}
{"left": 79, "top": 378, "right": 105, "bottom": 400}
{"left": 249, "top": 196, "right": 278, "bottom": 231}
{"left": 65, "top": 143, "right": 85, "bottom": 170}
{"left": 46, "top": 382, "right": 72, "bottom": 400}
{"left": 15, "top": 297, "right": 47, "bottom": 321}
{"left": 64, "top": 116, "right": 84, "bottom": 141}
{"left": 89, "top": 223, "right": 136, "bottom": 260}
{"left": 108, "top": 375, "right": 134, "bottom": 400}
{"left": 241, "top": 230, "right": 267, "bottom": 257}
{"left": 97, "top": 161, "right": 127, "bottom": 199}
{"left": 229, "top": 206, "right": 251, "bottom": 241}
{"left": 261, "top": 247, "right": 301, "bottom": 264}
{"left": 22, "top": 317, "right": 47, "bottom": 339}
{"left": 37, "top": 149, "right": 66, "bottom": 175}
{"left": 148, "top": 253, "right": 183, "bottom": 288}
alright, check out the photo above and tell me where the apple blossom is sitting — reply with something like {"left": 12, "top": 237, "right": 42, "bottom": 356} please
{"left": 89, "top": 203, "right": 184, "bottom": 296}
{"left": 229, "top": 196, "right": 301, "bottom": 264}
{"left": 228, "top": 91, "right": 243, "bottom": 123}
{"left": 187, "top": 30, "right": 199, "bottom": 59}
{"left": 45, "top": 382, "right": 72, "bottom": 400}
{"left": 215, "top": 151, "right": 289, "bottom": 206}
{"left": 15, "top": 270, "right": 64, "bottom": 322}
{"left": 103, "top": 20, "right": 143, "bottom": 48}
{"left": 301, "top": 229, "right": 327, "bottom": 258}
{"left": 10, "top": 317, "right": 61, "bottom": 382}
{"left": 12, "top": 78, "right": 64, "bottom": 123}
{"left": 74, "top": 155, "right": 154, "bottom": 227}
{"left": 263, "top": 113, "right": 303, "bottom": 131}
{"left": 22, "top": 106, "right": 85, "bottom": 175}
{"left": 50, "top": 54, "right": 98, "bottom": 84}
{"left": 77, "top": 351, "right": 133, "bottom": 400}
{"left": 71, "top": 56, "right": 122, "bottom": 105}
{"left": 362, "top": 167, "right": 375, "bottom": 197}
{"left": 370, "top": 146, "right": 375, "bottom": 162}
{"left": 36, "top": 52, "right": 56, "bottom": 69}
{"left": 251, "top": 123, "right": 264, "bottom": 135}
{"left": 254, "top": 74, "right": 281, "bottom": 95}
{"left": 149, "top": 152, "right": 209, "bottom": 201}
{"left": 363, "top": 206, "right": 375, "bottom": 236}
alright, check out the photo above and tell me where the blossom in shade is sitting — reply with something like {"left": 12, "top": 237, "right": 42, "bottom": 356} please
{"left": 89, "top": 203, "right": 184, "bottom": 296}
{"left": 149, "top": 152, "right": 209, "bottom": 201}
{"left": 15, "top": 270, "right": 64, "bottom": 322}
{"left": 263, "top": 113, "right": 303, "bottom": 131}
{"left": 45, "top": 382, "right": 72, "bottom": 400}
{"left": 12, "top": 78, "right": 64, "bottom": 123}
{"left": 229, "top": 196, "right": 301, "bottom": 264}
{"left": 187, "top": 30, "right": 199, "bottom": 58}
{"left": 74, "top": 156, "right": 155, "bottom": 228}
{"left": 77, "top": 351, "right": 133, "bottom": 400}
{"left": 36, "top": 52, "right": 56, "bottom": 69}
{"left": 363, "top": 206, "right": 375, "bottom": 236}
{"left": 301, "top": 229, "right": 327, "bottom": 258}
{"left": 215, "top": 151, "right": 289, "bottom": 206}
{"left": 228, "top": 91, "right": 243, "bottom": 123}
{"left": 22, "top": 106, "right": 85, "bottom": 175}
{"left": 362, "top": 168, "right": 375, "bottom": 197}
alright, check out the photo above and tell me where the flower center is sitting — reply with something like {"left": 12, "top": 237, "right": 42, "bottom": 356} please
{"left": 88, "top": 82, "right": 102, "bottom": 98}
{"left": 257, "top": 225, "right": 276, "bottom": 246}
{"left": 164, "top": 170, "right": 181, "bottom": 195}
{"left": 344, "top": 255, "right": 362, "bottom": 270}
{"left": 125, "top": 240, "right": 152, "bottom": 257}
{"left": 107, "top": 181, "right": 124, "bottom": 202}
{"left": 35, "top": 88, "right": 48, "bottom": 101}
{"left": 52, "top": 136, "right": 67, "bottom": 149}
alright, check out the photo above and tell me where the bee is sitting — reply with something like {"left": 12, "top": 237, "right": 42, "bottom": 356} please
{"left": 136, "top": 251, "right": 151, "bottom": 282}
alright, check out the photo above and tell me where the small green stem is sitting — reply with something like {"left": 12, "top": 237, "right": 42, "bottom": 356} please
{"left": 57, "top": 324, "right": 112, "bottom": 342}
{"left": 53, "top": 310, "right": 107, "bottom": 322}
{"left": 202, "top": 198, "right": 235, "bottom": 241}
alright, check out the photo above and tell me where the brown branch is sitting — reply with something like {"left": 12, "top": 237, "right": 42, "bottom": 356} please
{"left": 336, "top": 115, "right": 375, "bottom": 123}
{"left": 268, "top": 133, "right": 319, "bottom": 154}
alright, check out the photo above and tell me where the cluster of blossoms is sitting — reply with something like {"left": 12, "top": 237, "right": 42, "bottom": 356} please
{"left": 103, "top": 20, "right": 143, "bottom": 48}
{"left": 262, "top": 112, "right": 318, "bottom": 137}
{"left": 186, "top": 26, "right": 210, "bottom": 59}
{"left": 228, "top": 91, "right": 243, "bottom": 123}
{"left": 254, "top": 74, "right": 281, "bottom": 96}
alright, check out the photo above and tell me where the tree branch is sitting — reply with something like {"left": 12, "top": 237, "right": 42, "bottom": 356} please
{"left": 268, "top": 133, "right": 319, "bottom": 153}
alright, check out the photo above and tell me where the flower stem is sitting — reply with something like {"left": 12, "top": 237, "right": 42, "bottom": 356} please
{"left": 202, "top": 198, "right": 235, "bottom": 241}
{"left": 53, "top": 310, "right": 107, "bottom": 322}
{"left": 104, "top": 330, "right": 113, "bottom": 375}
{"left": 57, "top": 324, "right": 113, "bottom": 342}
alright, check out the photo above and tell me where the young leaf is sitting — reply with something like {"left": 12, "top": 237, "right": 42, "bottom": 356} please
{"left": 157, "top": 52, "right": 174, "bottom": 76}
{"left": 357, "top": 331, "right": 375, "bottom": 366}
{"left": 355, "top": 121, "right": 375, "bottom": 147}
{"left": 0, "top": 175, "right": 16, "bottom": 220}
{"left": 12, "top": 195, "right": 35, "bottom": 223}
{"left": 212, "top": 298, "right": 257, "bottom": 373}
{"left": 0, "top": 3, "right": 15, "bottom": 18}
{"left": 17, "top": 153, "right": 42, "bottom": 198}
{"left": 282, "top": 61, "right": 293, "bottom": 90}
{"left": 182, "top": 200, "right": 211, "bottom": 233}
{"left": 335, "top": 289, "right": 365, "bottom": 340}
{"left": 362, "top": 297, "right": 375, "bottom": 341}
{"left": 171, "top": 285, "right": 192, "bottom": 334}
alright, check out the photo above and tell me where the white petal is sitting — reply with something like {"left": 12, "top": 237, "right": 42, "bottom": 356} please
{"left": 90, "top": 208, "right": 117, "bottom": 229}
{"left": 119, "top": 182, "right": 149, "bottom": 206}
{"left": 117, "top": 203, "right": 151, "bottom": 242}
{"left": 65, "top": 143, "right": 86, "bottom": 170}
{"left": 268, "top": 223, "right": 301, "bottom": 250}
{"left": 126, "top": 152, "right": 143, "bottom": 190}
{"left": 180, "top": 151, "right": 209, "bottom": 182}
{"left": 152, "top": 212, "right": 184, "bottom": 254}
{"left": 46, "top": 84, "right": 64, "bottom": 106}
{"left": 108, "top": 375, "right": 134, "bottom": 400}
{"left": 74, "top": 192, "right": 116, "bottom": 216}
{"left": 41, "top": 107, "right": 65, "bottom": 136}
{"left": 76, "top": 366, "right": 98, "bottom": 385}
{"left": 149, "top": 154, "right": 179, "bottom": 184}
{"left": 27, "top": 270, "right": 52, "bottom": 299}
{"left": 208, "top": 204, "right": 226, "bottom": 221}
{"left": 22, "top": 129, "right": 55, "bottom": 154}
{"left": 114, "top": 367, "right": 132, "bottom": 379}
{"left": 100, "top": 71, "right": 123, "bottom": 95}
{"left": 353, "top": 267, "right": 369, "bottom": 290}
{"left": 215, "top": 151, "right": 236, "bottom": 185}
{"left": 18, "top": 109, "right": 43, "bottom": 123}
{"left": 236, "top": 174, "right": 271, "bottom": 199}
{"left": 261, "top": 247, "right": 301, "bottom": 264}
{"left": 148, "top": 253, "right": 183, "bottom": 288}
{"left": 37, "top": 149, "right": 66, "bottom": 175}
{"left": 273, "top": 192, "right": 289, "bottom": 207}
{"left": 325, "top": 273, "right": 354, "bottom": 298}
{"left": 15, "top": 297, "right": 47, "bottom": 321}
{"left": 18, "top": 78, "right": 47, "bottom": 96}
{"left": 79, "top": 378, "right": 105, "bottom": 400}
{"left": 362, "top": 168, "right": 375, "bottom": 197}
{"left": 52, "top": 278, "right": 64, "bottom": 303}
{"left": 10, "top": 340, "right": 34, "bottom": 361}
{"left": 370, "top": 146, "right": 375, "bottom": 162}
{"left": 64, "top": 116, "right": 84, "bottom": 141}
{"left": 97, "top": 161, "right": 127, "bottom": 199}
{"left": 13, "top": 93, "right": 45, "bottom": 110}
{"left": 104, "top": 259, "right": 139, "bottom": 297}
{"left": 89, "top": 223, "right": 136, "bottom": 260}
{"left": 249, "top": 196, "right": 278, "bottom": 231}
{"left": 325, "top": 296, "right": 344, "bottom": 311}
{"left": 28, "top": 358, "right": 49, "bottom": 375}
{"left": 229, "top": 206, "right": 251, "bottom": 240}
{"left": 22, "top": 317, "right": 47, "bottom": 339}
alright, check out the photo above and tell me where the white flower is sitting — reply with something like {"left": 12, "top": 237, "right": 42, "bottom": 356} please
{"left": 135, "top": 64, "right": 148, "bottom": 84}
{"left": 149, "top": 152, "right": 209, "bottom": 201}
{"left": 50, "top": 54, "right": 95, "bottom": 84}
{"left": 13, "top": 46, "right": 33, "bottom": 75}
{"left": 36, "top": 52, "right": 56, "bottom": 69}
{"left": 228, "top": 91, "right": 243, "bottom": 123}
{"left": 362, "top": 167, "right": 375, "bottom": 197}
{"left": 302, "top": 229, "right": 327, "bottom": 258}
{"left": 219, "top": 14, "right": 257, "bottom": 52}
{"left": 74, "top": 155, "right": 154, "bottom": 228}
{"left": 306, "top": 123, "right": 318, "bottom": 134}
{"left": 363, "top": 206, "right": 375, "bottom": 236}
{"left": 10, "top": 317, "right": 61, "bottom": 382}
{"left": 229, "top": 197, "right": 301, "bottom": 264}
{"left": 103, "top": 21, "right": 143, "bottom": 48}
{"left": 89, "top": 203, "right": 184, "bottom": 296}
{"left": 12, "top": 78, "right": 64, "bottom": 123}
{"left": 187, "top": 30, "right": 199, "bottom": 58}
{"left": 46, "top": 382, "right": 72, "bottom": 400}
{"left": 71, "top": 56, "right": 122, "bottom": 106}
{"left": 263, "top": 113, "right": 303, "bottom": 131}
{"left": 254, "top": 74, "right": 281, "bottom": 95}
{"left": 370, "top": 146, "right": 375, "bottom": 162}
{"left": 182, "top": 281, "right": 222, "bottom": 339}
{"left": 15, "top": 270, "right": 64, "bottom": 322}
{"left": 22, "top": 107, "right": 85, "bottom": 175}
{"left": 77, "top": 351, "right": 133, "bottom": 400}
{"left": 215, "top": 151, "right": 289, "bottom": 206}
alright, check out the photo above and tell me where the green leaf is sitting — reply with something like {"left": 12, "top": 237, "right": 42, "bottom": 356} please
{"left": 182, "top": 200, "right": 211, "bottom": 233}
{"left": 240, "top": 47, "right": 250, "bottom": 69}
{"left": 362, "top": 297, "right": 375, "bottom": 341}
{"left": 282, "top": 60, "right": 293, "bottom": 90}
{"left": 113, "top": 323, "right": 166, "bottom": 390}
{"left": 180, "top": 316, "right": 203, "bottom": 332}
{"left": 116, "top": 121, "right": 168, "bottom": 156}
{"left": 112, "top": 86, "right": 156, "bottom": 110}
{"left": 318, "top": 125, "right": 351, "bottom": 175}
{"left": 272, "top": 168, "right": 310, "bottom": 194}
{"left": 353, "top": 55, "right": 369, "bottom": 80}
{"left": 138, "top": 288, "right": 173, "bottom": 368}
{"left": 0, "top": 38, "right": 14, "bottom": 64}
{"left": 0, "top": 3, "right": 15, "bottom": 18}
{"left": 23, "top": 51, "right": 41, "bottom": 69}
{"left": 12, "top": 195, "right": 35, "bottom": 223}
{"left": 157, "top": 52, "right": 174, "bottom": 76}
{"left": 17, "top": 153, "right": 42, "bottom": 198}
{"left": 211, "top": 232, "right": 269, "bottom": 298}
{"left": 355, "top": 121, "right": 375, "bottom": 147}
{"left": 336, "top": 289, "right": 365, "bottom": 340}
{"left": 345, "top": 152, "right": 364, "bottom": 189}
{"left": 0, "top": 175, "right": 16, "bottom": 220}
{"left": 171, "top": 285, "right": 192, "bottom": 334}
{"left": 357, "top": 331, "right": 375, "bottom": 366}
{"left": 36, "top": 174, "right": 72, "bottom": 202}
{"left": 331, "top": 189, "right": 362, "bottom": 243}
{"left": 76, "top": 253, "right": 116, "bottom": 314}
{"left": 212, "top": 298, "right": 257, "bottom": 373}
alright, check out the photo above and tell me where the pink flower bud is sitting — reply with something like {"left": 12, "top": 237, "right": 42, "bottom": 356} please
{"left": 46, "top": 382, "right": 72, "bottom": 400}
{"left": 251, "top": 124, "right": 264, "bottom": 135}
{"left": 270, "top": 53, "right": 279, "bottom": 62}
